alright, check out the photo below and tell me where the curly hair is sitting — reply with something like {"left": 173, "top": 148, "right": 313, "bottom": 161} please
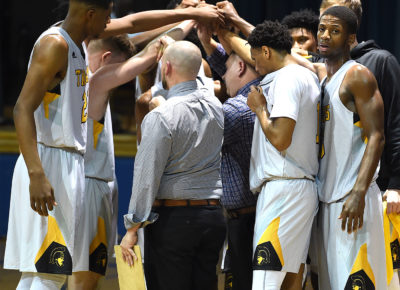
{"left": 281, "top": 9, "right": 319, "bottom": 41}
{"left": 248, "top": 20, "right": 293, "bottom": 54}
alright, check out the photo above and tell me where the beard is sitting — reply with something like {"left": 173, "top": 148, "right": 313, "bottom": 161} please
{"left": 161, "top": 71, "right": 168, "bottom": 90}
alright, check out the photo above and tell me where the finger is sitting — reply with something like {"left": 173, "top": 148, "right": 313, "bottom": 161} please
{"left": 387, "top": 202, "right": 393, "bottom": 214}
{"left": 347, "top": 215, "right": 353, "bottom": 234}
{"left": 341, "top": 213, "right": 347, "bottom": 231}
{"left": 126, "top": 252, "right": 134, "bottom": 266}
{"left": 30, "top": 197, "right": 37, "bottom": 212}
{"left": 128, "top": 248, "right": 138, "bottom": 261}
{"left": 359, "top": 215, "right": 363, "bottom": 229}
{"left": 352, "top": 216, "right": 359, "bottom": 233}
{"left": 51, "top": 188, "right": 57, "bottom": 206}
{"left": 41, "top": 200, "right": 49, "bottom": 216}
{"left": 47, "top": 197, "right": 54, "bottom": 212}
{"left": 36, "top": 201, "right": 44, "bottom": 216}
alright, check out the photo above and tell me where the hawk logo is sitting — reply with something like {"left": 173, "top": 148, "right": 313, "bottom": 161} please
{"left": 49, "top": 247, "right": 65, "bottom": 267}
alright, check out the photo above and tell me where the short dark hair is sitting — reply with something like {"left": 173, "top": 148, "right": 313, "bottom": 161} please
{"left": 248, "top": 20, "right": 293, "bottom": 54}
{"left": 321, "top": 6, "right": 358, "bottom": 34}
{"left": 72, "top": 0, "right": 113, "bottom": 9}
{"left": 281, "top": 9, "right": 319, "bottom": 41}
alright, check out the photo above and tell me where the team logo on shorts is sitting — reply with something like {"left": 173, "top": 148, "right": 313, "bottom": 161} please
{"left": 89, "top": 243, "right": 108, "bottom": 275}
{"left": 391, "top": 239, "right": 400, "bottom": 269}
{"left": 253, "top": 217, "right": 284, "bottom": 271}
{"left": 224, "top": 272, "right": 233, "bottom": 290}
{"left": 345, "top": 244, "right": 375, "bottom": 290}
{"left": 35, "top": 241, "right": 72, "bottom": 274}
{"left": 253, "top": 241, "right": 283, "bottom": 271}
{"left": 344, "top": 270, "right": 374, "bottom": 290}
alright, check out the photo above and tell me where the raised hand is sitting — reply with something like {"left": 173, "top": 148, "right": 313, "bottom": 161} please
{"left": 195, "top": 4, "right": 225, "bottom": 27}
{"left": 247, "top": 85, "right": 266, "bottom": 113}
{"left": 216, "top": 1, "right": 239, "bottom": 23}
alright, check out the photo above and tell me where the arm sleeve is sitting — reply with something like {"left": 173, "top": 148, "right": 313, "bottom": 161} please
{"left": 206, "top": 43, "right": 229, "bottom": 78}
{"left": 380, "top": 55, "right": 400, "bottom": 189}
{"left": 269, "top": 68, "right": 303, "bottom": 121}
{"left": 123, "top": 111, "right": 172, "bottom": 229}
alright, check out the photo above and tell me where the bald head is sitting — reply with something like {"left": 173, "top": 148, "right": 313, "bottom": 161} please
{"left": 162, "top": 41, "right": 202, "bottom": 80}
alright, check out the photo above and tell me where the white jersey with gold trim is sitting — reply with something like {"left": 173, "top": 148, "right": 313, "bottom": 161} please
{"left": 32, "top": 26, "right": 88, "bottom": 153}
{"left": 85, "top": 105, "right": 115, "bottom": 181}
{"left": 250, "top": 64, "right": 320, "bottom": 193}
{"left": 317, "top": 60, "right": 379, "bottom": 203}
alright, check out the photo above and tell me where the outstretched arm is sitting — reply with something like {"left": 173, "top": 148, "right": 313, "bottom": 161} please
{"left": 14, "top": 35, "right": 68, "bottom": 216}
{"left": 340, "top": 65, "right": 385, "bottom": 234}
{"left": 218, "top": 29, "right": 254, "bottom": 67}
{"left": 88, "top": 41, "right": 160, "bottom": 121}
{"left": 217, "top": 1, "right": 255, "bottom": 38}
{"left": 101, "top": 6, "right": 224, "bottom": 38}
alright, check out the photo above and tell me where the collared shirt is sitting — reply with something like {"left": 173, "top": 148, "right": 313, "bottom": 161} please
{"left": 207, "top": 43, "right": 262, "bottom": 209}
{"left": 124, "top": 80, "right": 224, "bottom": 229}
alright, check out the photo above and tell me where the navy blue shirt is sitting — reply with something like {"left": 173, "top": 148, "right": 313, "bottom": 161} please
{"left": 207, "top": 44, "right": 261, "bottom": 209}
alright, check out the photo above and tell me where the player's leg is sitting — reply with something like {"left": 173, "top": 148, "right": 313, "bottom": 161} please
{"left": 68, "top": 271, "right": 101, "bottom": 290}
{"left": 30, "top": 273, "right": 66, "bottom": 290}
{"left": 252, "top": 270, "right": 286, "bottom": 290}
{"left": 281, "top": 263, "right": 305, "bottom": 290}
{"left": 16, "top": 272, "right": 34, "bottom": 289}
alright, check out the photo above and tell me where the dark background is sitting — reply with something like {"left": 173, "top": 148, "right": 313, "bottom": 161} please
{"left": 0, "top": 0, "right": 399, "bottom": 113}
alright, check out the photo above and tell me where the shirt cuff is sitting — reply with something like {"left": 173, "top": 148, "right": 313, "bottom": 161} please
{"left": 206, "top": 43, "right": 228, "bottom": 78}
{"left": 123, "top": 212, "right": 159, "bottom": 230}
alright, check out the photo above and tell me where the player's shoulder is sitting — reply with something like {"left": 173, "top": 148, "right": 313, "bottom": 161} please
{"left": 346, "top": 63, "right": 376, "bottom": 84}
{"left": 344, "top": 63, "right": 378, "bottom": 93}
{"left": 36, "top": 33, "right": 69, "bottom": 55}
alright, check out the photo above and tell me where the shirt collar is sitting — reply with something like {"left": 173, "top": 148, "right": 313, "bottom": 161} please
{"left": 166, "top": 80, "right": 198, "bottom": 100}
{"left": 236, "top": 77, "right": 263, "bottom": 97}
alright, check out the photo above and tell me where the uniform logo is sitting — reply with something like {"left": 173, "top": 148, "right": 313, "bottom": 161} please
{"left": 72, "top": 52, "right": 77, "bottom": 58}
{"left": 49, "top": 247, "right": 65, "bottom": 267}
{"left": 391, "top": 239, "right": 400, "bottom": 269}
{"left": 89, "top": 243, "right": 108, "bottom": 275}
{"left": 35, "top": 241, "right": 72, "bottom": 275}
{"left": 253, "top": 241, "right": 283, "bottom": 271}
{"left": 344, "top": 270, "right": 374, "bottom": 290}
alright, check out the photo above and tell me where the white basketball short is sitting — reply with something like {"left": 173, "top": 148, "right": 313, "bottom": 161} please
{"left": 108, "top": 175, "right": 118, "bottom": 251}
{"left": 4, "top": 144, "right": 86, "bottom": 274}
{"left": 316, "top": 182, "right": 387, "bottom": 290}
{"left": 84, "top": 177, "right": 113, "bottom": 276}
{"left": 252, "top": 179, "right": 318, "bottom": 274}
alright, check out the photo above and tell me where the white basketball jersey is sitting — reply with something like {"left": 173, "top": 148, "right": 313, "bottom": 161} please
{"left": 250, "top": 64, "right": 320, "bottom": 193}
{"left": 32, "top": 26, "right": 88, "bottom": 153}
{"left": 85, "top": 105, "right": 115, "bottom": 182}
{"left": 317, "top": 60, "right": 378, "bottom": 202}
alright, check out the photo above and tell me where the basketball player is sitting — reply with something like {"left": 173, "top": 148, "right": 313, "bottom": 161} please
{"left": 247, "top": 20, "right": 320, "bottom": 290}
{"left": 316, "top": 6, "right": 387, "bottom": 289}
{"left": 4, "top": 0, "right": 112, "bottom": 289}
